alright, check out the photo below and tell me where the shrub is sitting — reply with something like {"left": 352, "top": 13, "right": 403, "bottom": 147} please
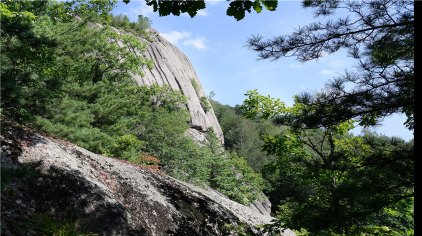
{"left": 200, "top": 96, "right": 212, "bottom": 113}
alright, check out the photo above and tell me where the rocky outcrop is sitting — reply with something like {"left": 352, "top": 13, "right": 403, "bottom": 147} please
{"left": 132, "top": 29, "right": 224, "bottom": 144}
{"left": 1, "top": 125, "right": 296, "bottom": 235}
{"left": 249, "top": 198, "right": 272, "bottom": 216}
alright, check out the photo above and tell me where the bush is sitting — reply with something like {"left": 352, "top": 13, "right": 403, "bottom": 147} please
{"left": 19, "top": 213, "right": 97, "bottom": 236}
{"left": 211, "top": 153, "right": 264, "bottom": 204}
{"left": 200, "top": 96, "right": 212, "bottom": 113}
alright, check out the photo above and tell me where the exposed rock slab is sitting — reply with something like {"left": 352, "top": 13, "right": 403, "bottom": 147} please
{"left": 0, "top": 125, "right": 298, "bottom": 235}
{"left": 132, "top": 29, "right": 224, "bottom": 144}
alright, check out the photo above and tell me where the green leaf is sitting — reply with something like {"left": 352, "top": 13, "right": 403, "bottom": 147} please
{"left": 253, "top": 0, "right": 262, "bottom": 13}
{"left": 227, "top": 1, "right": 253, "bottom": 21}
{"left": 261, "top": 0, "right": 278, "bottom": 11}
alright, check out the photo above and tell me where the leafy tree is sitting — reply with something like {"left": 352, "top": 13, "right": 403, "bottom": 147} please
{"left": 123, "top": 0, "right": 279, "bottom": 21}
{"left": 258, "top": 128, "right": 413, "bottom": 234}
{"left": 1, "top": 0, "right": 135, "bottom": 121}
{"left": 205, "top": 129, "right": 265, "bottom": 205}
{"left": 241, "top": 0, "right": 413, "bottom": 233}
{"left": 211, "top": 100, "right": 284, "bottom": 172}
{"left": 1, "top": 0, "right": 58, "bottom": 121}
{"left": 211, "top": 152, "right": 265, "bottom": 205}
{"left": 242, "top": 90, "right": 413, "bottom": 234}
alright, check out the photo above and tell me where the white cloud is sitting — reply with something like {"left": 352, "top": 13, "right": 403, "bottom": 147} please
{"left": 289, "top": 63, "right": 302, "bottom": 69}
{"left": 197, "top": 9, "right": 209, "bottom": 16}
{"left": 160, "top": 31, "right": 207, "bottom": 50}
{"left": 320, "top": 69, "right": 335, "bottom": 75}
{"left": 129, "top": 1, "right": 154, "bottom": 17}
{"left": 181, "top": 9, "right": 209, "bottom": 17}
{"left": 205, "top": 0, "right": 222, "bottom": 6}
{"left": 183, "top": 38, "right": 207, "bottom": 50}
{"left": 160, "top": 31, "right": 191, "bottom": 44}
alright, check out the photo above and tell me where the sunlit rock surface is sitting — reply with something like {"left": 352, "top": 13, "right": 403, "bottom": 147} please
{"left": 133, "top": 29, "right": 224, "bottom": 144}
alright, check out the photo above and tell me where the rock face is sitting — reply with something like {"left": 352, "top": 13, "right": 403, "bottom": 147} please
{"left": 132, "top": 29, "right": 224, "bottom": 144}
{"left": 1, "top": 125, "right": 299, "bottom": 236}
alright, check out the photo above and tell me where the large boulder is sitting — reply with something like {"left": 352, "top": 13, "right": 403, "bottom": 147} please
{"left": 1, "top": 124, "right": 296, "bottom": 235}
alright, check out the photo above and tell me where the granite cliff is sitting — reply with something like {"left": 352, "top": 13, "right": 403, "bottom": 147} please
{"left": 132, "top": 29, "right": 224, "bottom": 144}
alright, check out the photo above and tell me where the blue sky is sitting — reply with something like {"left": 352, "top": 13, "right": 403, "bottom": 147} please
{"left": 112, "top": 0, "right": 413, "bottom": 141}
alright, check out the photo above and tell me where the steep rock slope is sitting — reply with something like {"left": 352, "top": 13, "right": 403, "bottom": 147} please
{"left": 1, "top": 125, "right": 295, "bottom": 235}
{"left": 132, "top": 29, "right": 224, "bottom": 144}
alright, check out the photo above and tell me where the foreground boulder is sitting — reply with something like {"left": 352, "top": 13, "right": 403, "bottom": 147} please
{"left": 1, "top": 124, "right": 295, "bottom": 235}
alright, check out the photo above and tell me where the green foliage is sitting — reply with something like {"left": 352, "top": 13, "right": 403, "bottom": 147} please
{"left": 111, "top": 134, "right": 145, "bottom": 161}
{"left": 2, "top": 0, "right": 266, "bottom": 207}
{"left": 204, "top": 130, "right": 265, "bottom": 204}
{"left": 243, "top": 1, "right": 414, "bottom": 232}
{"left": 35, "top": 116, "right": 116, "bottom": 155}
{"left": 260, "top": 132, "right": 314, "bottom": 212}
{"left": 141, "top": 124, "right": 265, "bottom": 204}
{"left": 241, "top": 90, "right": 285, "bottom": 120}
{"left": 1, "top": 0, "right": 58, "bottom": 122}
{"left": 145, "top": 0, "right": 206, "bottom": 17}
{"left": 20, "top": 213, "right": 97, "bottom": 236}
{"left": 227, "top": 0, "right": 278, "bottom": 21}
{"left": 242, "top": 90, "right": 413, "bottom": 234}
{"left": 110, "top": 14, "right": 151, "bottom": 39}
{"left": 200, "top": 96, "right": 211, "bottom": 113}
{"left": 257, "top": 118, "right": 413, "bottom": 234}
{"left": 211, "top": 153, "right": 265, "bottom": 205}
{"left": 247, "top": 0, "right": 414, "bottom": 130}
{"left": 223, "top": 223, "right": 250, "bottom": 236}
{"left": 191, "top": 79, "right": 212, "bottom": 112}
{"left": 135, "top": 109, "right": 213, "bottom": 185}
{"left": 190, "top": 78, "right": 200, "bottom": 95}
{"left": 123, "top": 0, "right": 279, "bottom": 20}
{"left": 146, "top": 84, "right": 187, "bottom": 112}
{"left": 1, "top": 0, "right": 152, "bottom": 123}
{"left": 211, "top": 99, "right": 284, "bottom": 172}
{"left": 35, "top": 80, "right": 188, "bottom": 161}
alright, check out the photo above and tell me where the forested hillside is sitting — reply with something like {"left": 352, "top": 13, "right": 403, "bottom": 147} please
{"left": 1, "top": 0, "right": 264, "bottom": 210}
